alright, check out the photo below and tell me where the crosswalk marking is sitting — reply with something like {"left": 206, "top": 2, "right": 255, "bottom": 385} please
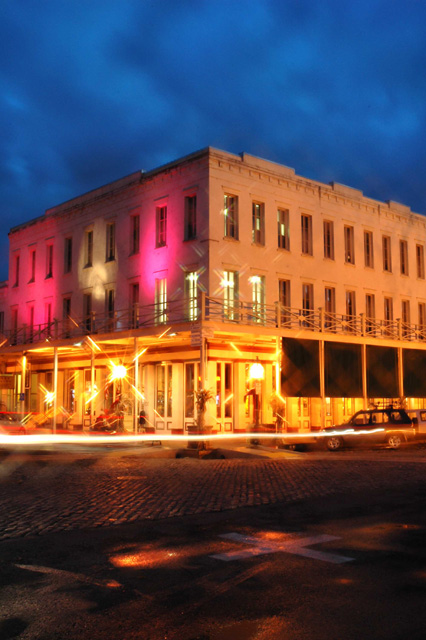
{"left": 211, "top": 531, "right": 354, "bottom": 564}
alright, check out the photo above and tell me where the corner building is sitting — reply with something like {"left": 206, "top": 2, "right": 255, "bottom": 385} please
{"left": 1, "top": 147, "right": 426, "bottom": 433}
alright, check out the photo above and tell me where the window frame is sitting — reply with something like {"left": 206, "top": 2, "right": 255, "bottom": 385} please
{"left": 252, "top": 201, "right": 265, "bottom": 245}
{"left": 344, "top": 225, "right": 355, "bottom": 264}
{"left": 364, "top": 230, "right": 374, "bottom": 268}
{"left": 323, "top": 220, "right": 335, "bottom": 260}
{"left": 301, "top": 214, "right": 313, "bottom": 255}
{"left": 64, "top": 237, "right": 72, "bottom": 274}
{"left": 400, "top": 239, "right": 409, "bottom": 276}
{"left": 382, "top": 235, "right": 392, "bottom": 272}
{"left": 85, "top": 230, "right": 93, "bottom": 268}
{"left": 106, "top": 222, "right": 116, "bottom": 262}
{"left": 156, "top": 205, "right": 167, "bottom": 248}
{"left": 13, "top": 253, "right": 20, "bottom": 287}
{"left": 46, "top": 244, "right": 53, "bottom": 279}
{"left": 277, "top": 208, "right": 290, "bottom": 250}
{"left": 223, "top": 270, "right": 239, "bottom": 320}
{"left": 186, "top": 271, "right": 198, "bottom": 321}
{"left": 184, "top": 195, "right": 197, "bottom": 241}
{"left": 416, "top": 244, "right": 425, "bottom": 279}
{"left": 224, "top": 194, "right": 238, "bottom": 239}
{"left": 155, "top": 278, "right": 167, "bottom": 325}
{"left": 130, "top": 214, "right": 140, "bottom": 255}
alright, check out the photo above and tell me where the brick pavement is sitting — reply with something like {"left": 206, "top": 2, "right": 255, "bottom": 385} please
{"left": 1, "top": 451, "right": 426, "bottom": 541}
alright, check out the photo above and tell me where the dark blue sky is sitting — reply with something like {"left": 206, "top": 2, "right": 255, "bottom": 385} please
{"left": 1, "top": 0, "right": 426, "bottom": 280}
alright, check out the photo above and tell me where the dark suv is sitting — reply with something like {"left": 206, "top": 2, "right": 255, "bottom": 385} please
{"left": 323, "top": 408, "right": 415, "bottom": 451}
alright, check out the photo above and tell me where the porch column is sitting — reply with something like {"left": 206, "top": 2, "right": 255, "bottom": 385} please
{"left": 319, "top": 339, "right": 325, "bottom": 429}
{"left": 53, "top": 347, "right": 58, "bottom": 433}
{"left": 90, "top": 350, "right": 95, "bottom": 422}
{"left": 200, "top": 336, "right": 206, "bottom": 388}
{"left": 275, "top": 337, "right": 281, "bottom": 393}
{"left": 397, "top": 346, "right": 404, "bottom": 400}
{"left": 362, "top": 343, "right": 368, "bottom": 409}
{"left": 134, "top": 337, "right": 139, "bottom": 434}
{"left": 21, "top": 354, "right": 26, "bottom": 418}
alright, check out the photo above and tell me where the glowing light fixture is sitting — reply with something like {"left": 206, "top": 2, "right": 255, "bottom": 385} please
{"left": 249, "top": 358, "right": 264, "bottom": 380}
{"left": 44, "top": 391, "right": 55, "bottom": 404}
{"left": 110, "top": 362, "right": 127, "bottom": 381}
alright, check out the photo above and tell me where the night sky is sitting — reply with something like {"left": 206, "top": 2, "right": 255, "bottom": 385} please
{"left": 1, "top": 0, "right": 426, "bottom": 280}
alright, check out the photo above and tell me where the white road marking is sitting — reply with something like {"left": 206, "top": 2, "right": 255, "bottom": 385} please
{"left": 15, "top": 564, "right": 123, "bottom": 588}
{"left": 211, "top": 531, "right": 354, "bottom": 564}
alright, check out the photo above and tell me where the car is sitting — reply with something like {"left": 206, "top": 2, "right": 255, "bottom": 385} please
{"left": 322, "top": 408, "right": 415, "bottom": 451}
{"left": 0, "top": 411, "right": 52, "bottom": 435}
{"left": 406, "top": 409, "right": 426, "bottom": 438}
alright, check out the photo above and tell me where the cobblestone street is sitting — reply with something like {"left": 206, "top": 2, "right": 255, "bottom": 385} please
{"left": 1, "top": 448, "right": 426, "bottom": 541}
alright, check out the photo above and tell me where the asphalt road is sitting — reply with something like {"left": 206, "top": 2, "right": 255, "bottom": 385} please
{"left": 1, "top": 446, "right": 426, "bottom": 639}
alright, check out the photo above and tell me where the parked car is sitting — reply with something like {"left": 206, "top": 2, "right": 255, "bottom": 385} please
{"left": 322, "top": 408, "right": 415, "bottom": 451}
{"left": 0, "top": 411, "right": 52, "bottom": 435}
{"left": 406, "top": 409, "right": 426, "bottom": 438}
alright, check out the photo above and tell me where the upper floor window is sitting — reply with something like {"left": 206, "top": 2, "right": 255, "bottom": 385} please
{"left": 29, "top": 249, "right": 36, "bottom": 283}
{"left": 156, "top": 206, "right": 167, "bottom": 247}
{"left": 416, "top": 244, "right": 425, "bottom": 279}
{"left": 184, "top": 195, "right": 197, "bottom": 241}
{"left": 224, "top": 194, "right": 238, "bottom": 239}
{"left": 85, "top": 230, "right": 93, "bottom": 267}
{"left": 155, "top": 278, "right": 167, "bottom": 325}
{"left": 252, "top": 202, "right": 265, "bottom": 245}
{"left": 129, "top": 282, "right": 139, "bottom": 329}
{"left": 186, "top": 271, "right": 198, "bottom": 321}
{"left": 418, "top": 302, "right": 426, "bottom": 329}
{"left": 222, "top": 270, "right": 239, "bottom": 320}
{"left": 382, "top": 235, "right": 392, "bottom": 272}
{"left": 324, "top": 287, "right": 336, "bottom": 314}
{"left": 400, "top": 240, "right": 409, "bottom": 276}
{"left": 384, "top": 297, "right": 393, "bottom": 324}
{"left": 344, "top": 226, "right": 355, "bottom": 264}
{"left": 106, "top": 222, "right": 115, "bottom": 261}
{"left": 46, "top": 245, "right": 53, "bottom": 278}
{"left": 402, "top": 300, "right": 411, "bottom": 335}
{"left": 277, "top": 208, "right": 290, "bottom": 250}
{"left": 250, "top": 275, "right": 265, "bottom": 323}
{"left": 62, "top": 296, "right": 71, "bottom": 337}
{"left": 13, "top": 254, "right": 20, "bottom": 287}
{"left": 279, "top": 279, "right": 291, "bottom": 308}
{"left": 105, "top": 288, "right": 115, "bottom": 329}
{"left": 83, "top": 292, "right": 92, "bottom": 332}
{"left": 364, "top": 230, "right": 374, "bottom": 268}
{"left": 365, "top": 293, "right": 376, "bottom": 334}
{"left": 302, "top": 283, "right": 314, "bottom": 326}
{"left": 323, "top": 220, "right": 334, "bottom": 260}
{"left": 346, "top": 290, "right": 356, "bottom": 320}
{"left": 301, "top": 214, "right": 313, "bottom": 255}
{"left": 130, "top": 215, "right": 140, "bottom": 254}
{"left": 324, "top": 286, "right": 336, "bottom": 329}
{"left": 64, "top": 237, "right": 72, "bottom": 274}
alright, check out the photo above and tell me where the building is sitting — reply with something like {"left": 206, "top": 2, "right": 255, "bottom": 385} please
{"left": 0, "top": 146, "right": 426, "bottom": 434}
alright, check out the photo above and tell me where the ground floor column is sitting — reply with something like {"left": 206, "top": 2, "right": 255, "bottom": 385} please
{"left": 53, "top": 347, "right": 58, "bottom": 433}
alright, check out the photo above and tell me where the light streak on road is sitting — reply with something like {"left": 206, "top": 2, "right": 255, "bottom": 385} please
{"left": 0, "top": 428, "right": 386, "bottom": 447}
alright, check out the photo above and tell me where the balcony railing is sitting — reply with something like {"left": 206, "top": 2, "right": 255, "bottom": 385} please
{"left": 3, "top": 296, "right": 426, "bottom": 346}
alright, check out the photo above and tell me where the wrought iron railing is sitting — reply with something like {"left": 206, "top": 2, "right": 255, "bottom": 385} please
{"left": 3, "top": 295, "right": 426, "bottom": 347}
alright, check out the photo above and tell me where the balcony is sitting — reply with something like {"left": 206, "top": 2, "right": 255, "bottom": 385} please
{"left": 3, "top": 296, "right": 426, "bottom": 347}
